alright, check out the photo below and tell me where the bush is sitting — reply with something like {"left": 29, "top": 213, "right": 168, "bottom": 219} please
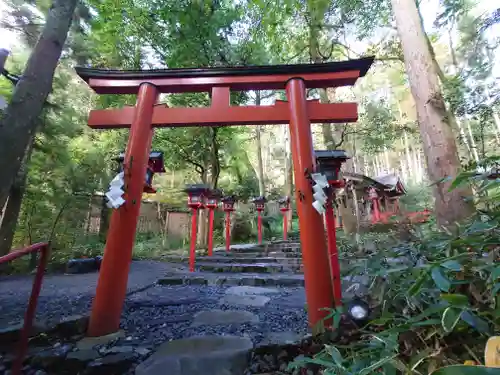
{"left": 290, "top": 163, "right": 500, "bottom": 375}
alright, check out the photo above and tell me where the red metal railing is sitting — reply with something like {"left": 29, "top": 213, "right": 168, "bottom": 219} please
{"left": 0, "top": 242, "right": 49, "bottom": 375}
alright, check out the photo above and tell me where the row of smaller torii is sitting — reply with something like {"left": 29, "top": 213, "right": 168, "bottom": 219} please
{"left": 183, "top": 185, "right": 292, "bottom": 271}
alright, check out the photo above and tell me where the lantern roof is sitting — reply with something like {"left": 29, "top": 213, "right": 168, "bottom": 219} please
{"left": 221, "top": 195, "right": 237, "bottom": 203}
{"left": 184, "top": 184, "right": 210, "bottom": 196}
{"left": 251, "top": 196, "right": 267, "bottom": 203}
{"left": 278, "top": 196, "right": 290, "bottom": 205}
{"left": 115, "top": 151, "right": 166, "bottom": 173}
{"left": 206, "top": 188, "right": 222, "bottom": 199}
{"left": 315, "top": 150, "right": 350, "bottom": 161}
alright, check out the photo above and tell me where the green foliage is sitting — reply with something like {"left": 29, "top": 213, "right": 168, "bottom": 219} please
{"left": 290, "top": 167, "right": 500, "bottom": 374}
{"left": 400, "top": 183, "right": 434, "bottom": 212}
{"left": 359, "top": 100, "right": 404, "bottom": 154}
{"left": 432, "top": 366, "right": 500, "bottom": 375}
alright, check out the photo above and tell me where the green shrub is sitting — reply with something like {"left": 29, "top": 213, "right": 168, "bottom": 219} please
{"left": 290, "top": 161, "right": 500, "bottom": 375}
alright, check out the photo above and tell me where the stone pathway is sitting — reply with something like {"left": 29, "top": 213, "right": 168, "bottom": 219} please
{"left": 0, "top": 241, "right": 371, "bottom": 375}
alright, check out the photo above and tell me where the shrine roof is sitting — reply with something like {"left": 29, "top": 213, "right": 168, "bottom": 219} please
{"left": 344, "top": 172, "right": 407, "bottom": 196}
{"left": 75, "top": 56, "right": 374, "bottom": 82}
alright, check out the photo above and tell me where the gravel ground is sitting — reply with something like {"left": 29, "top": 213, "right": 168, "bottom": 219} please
{"left": 121, "top": 285, "right": 308, "bottom": 347}
{"left": 0, "top": 260, "right": 309, "bottom": 348}
{"left": 0, "top": 261, "right": 178, "bottom": 327}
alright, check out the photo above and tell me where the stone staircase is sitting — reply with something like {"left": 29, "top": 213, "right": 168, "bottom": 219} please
{"left": 159, "top": 241, "right": 306, "bottom": 287}
{"left": 158, "top": 240, "right": 365, "bottom": 293}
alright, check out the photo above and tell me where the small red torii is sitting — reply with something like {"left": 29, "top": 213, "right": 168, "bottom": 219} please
{"left": 75, "top": 57, "right": 374, "bottom": 337}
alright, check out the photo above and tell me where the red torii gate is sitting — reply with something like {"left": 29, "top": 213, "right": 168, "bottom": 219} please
{"left": 75, "top": 57, "right": 374, "bottom": 337}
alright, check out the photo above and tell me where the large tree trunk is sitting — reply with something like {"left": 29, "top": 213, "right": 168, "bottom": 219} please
{"left": 307, "top": 0, "right": 337, "bottom": 149}
{"left": 391, "top": 0, "right": 474, "bottom": 226}
{"left": 0, "top": 0, "right": 78, "bottom": 209}
{"left": 419, "top": 6, "right": 474, "bottom": 163}
{"left": 0, "top": 140, "right": 34, "bottom": 256}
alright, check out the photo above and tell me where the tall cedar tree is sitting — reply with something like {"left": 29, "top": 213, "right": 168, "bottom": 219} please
{"left": 0, "top": 0, "right": 78, "bottom": 211}
{"left": 391, "top": 0, "right": 474, "bottom": 226}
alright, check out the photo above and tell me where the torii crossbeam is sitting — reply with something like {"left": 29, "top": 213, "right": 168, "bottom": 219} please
{"left": 76, "top": 56, "right": 374, "bottom": 337}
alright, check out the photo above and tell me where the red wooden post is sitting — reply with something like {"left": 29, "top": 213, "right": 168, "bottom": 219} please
{"left": 225, "top": 210, "right": 231, "bottom": 252}
{"left": 189, "top": 208, "right": 198, "bottom": 272}
{"left": 282, "top": 212, "right": 288, "bottom": 241}
{"left": 325, "top": 198, "right": 342, "bottom": 307}
{"left": 207, "top": 208, "right": 215, "bottom": 257}
{"left": 257, "top": 210, "right": 263, "bottom": 244}
{"left": 286, "top": 78, "right": 334, "bottom": 329}
{"left": 88, "top": 83, "right": 158, "bottom": 337}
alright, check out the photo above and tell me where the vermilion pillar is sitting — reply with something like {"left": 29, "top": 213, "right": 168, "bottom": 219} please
{"left": 282, "top": 211, "right": 288, "bottom": 241}
{"left": 257, "top": 210, "right": 263, "bottom": 244}
{"left": 286, "top": 79, "right": 334, "bottom": 329}
{"left": 325, "top": 198, "right": 342, "bottom": 307}
{"left": 225, "top": 211, "right": 231, "bottom": 252}
{"left": 88, "top": 83, "right": 158, "bottom": 337}
{"left": 189, "top": 208, "right": 198, "bottom": 271}
{"left": 207, "top": 208, "right": 215, "bottom": 256}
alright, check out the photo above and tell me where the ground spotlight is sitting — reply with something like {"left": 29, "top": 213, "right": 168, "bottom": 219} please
{"left": 346, "top": 298, "right": 370, "bottom": 325}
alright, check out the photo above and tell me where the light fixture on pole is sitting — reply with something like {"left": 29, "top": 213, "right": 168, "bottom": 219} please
{"left": 221, "top": 195, "right": 236, "bottom": 252}
{"left": 278, "top": 196, "right": 291, "bottom": 241}
{"left": 251, "top": 196, "right": 267, "bottom": 244}
{"left": 185, "top": 184, "right": 210, "bottom": 272}
{"left": 315, "top": 150, "right": 349, "bottom": 308}
{"left": 115, "top": 151, "right": 165, "bottom": 194}
{"left": 205, "top": 188, "right": 222, "bottom": 257}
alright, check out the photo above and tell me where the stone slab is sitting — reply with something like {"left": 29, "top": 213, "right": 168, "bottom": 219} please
{"left": 259, "top": 331, "right": 305, "bottom": 346}
{"left": 219, "top": 294, "right": 271, "bottom": 307}
{"left": 192, "top": 310, "right": 259, "bottom": 327}
{"left": 225, "top": 286, "right": 280, "bottom": 296}
{"left": 135, "top": 335, "right": 253, "bottom": 375}
{"left": 197, "top": 263, "right": 285, "bottom": 273}
{"left": 157, "top": 274, "right": 305, "bottom": 287}
{"left": 76, "top": 330, "right": 125, "bottom": 350}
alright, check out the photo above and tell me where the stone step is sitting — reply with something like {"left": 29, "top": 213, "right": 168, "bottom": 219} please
{"left": 217, "top": 251, "right": 268, "bottom": 257}
{"left": 267, "top": 251, "right": 301, "bottom": 258}
{"left": 165, "top": 255, "right": 304, "bottom": 265}
{"left": 158, "top": 273, "right": 305, "bottom": 287}
{"left": 195, "top": 262, "right": 300, "bottom": 274}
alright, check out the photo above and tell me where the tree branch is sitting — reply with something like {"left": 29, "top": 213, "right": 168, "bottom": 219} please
{"left": 163, "top": 137, "right": 205, "bottom": 175}
{"left": 334, "top": 125, "right": 348, "bottom": 148}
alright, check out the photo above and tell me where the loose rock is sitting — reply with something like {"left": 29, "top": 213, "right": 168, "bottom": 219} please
{"left": 65, "top": 349, "right": 101, "bottom": 372}
{"left": 219, "top": 295, "right": 271, "bottom": 307}
{"left": 135, "top": 335, "right": 253, "bottom": 375}
{"left": 76, "top": 331, "right": 125, "bottom": 350}
{"left": 86, "top": 352, "right": 137, "bottom": 375}
{"left": 30, "top": 344, "right": 73, "bottom": 369}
